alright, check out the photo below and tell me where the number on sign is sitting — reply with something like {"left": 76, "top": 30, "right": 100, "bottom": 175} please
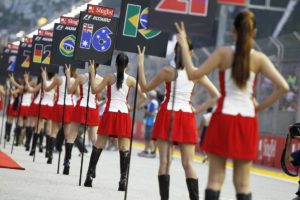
{"left": 80, "top": 24, "right": 113, "bottom": 52}
{"left": 156, "top": 0, "right": 208, "bottom": 16}
{"left": 21, "top": 50, "right": 31, "bottom": 68}
{"left": 33, "top": 44, "right": 51, "bottom": 64}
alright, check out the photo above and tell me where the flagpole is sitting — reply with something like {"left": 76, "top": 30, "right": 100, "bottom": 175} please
{"left": 57, "top": 73, "right": 68, "bottom": 174}
{"left": 33, "top": 79, "right": 44, "bottom": 162}
{"left": 79, "top": 62, "right": 90, "bottom": 186}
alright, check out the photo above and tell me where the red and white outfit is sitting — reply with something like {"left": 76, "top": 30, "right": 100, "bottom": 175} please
{"left": 39, "top": 80, "right": 55, "bottom": 120}
{"left": 52, "top": 76, "right": 75, "bottom": 123}
{"left": 202, "top": 65, "right": 258, "bottom": 160}
{"left": 7, "top": 96, "right": 19, "bottom": 117}
{"left": 98, "top": 73, "right": 131, "bottom": 137}
{"left": 19, "top": 92, "right": 33, "bottom": 117}
{"left": 152, "top": 69, "right": 197, "bottom": 144}
{"left": 30, "top": 90, "right": 42, "bottom": 117}
{"left": 30, "top": 81, "right": 55, "bottom": 119}
{"left": 72, "top": 73, "right": 99, "bottom": 126}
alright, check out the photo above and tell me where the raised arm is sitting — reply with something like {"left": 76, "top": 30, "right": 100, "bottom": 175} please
{"left": 0, "top": 85, "right": 6, "bottom": 96}
{"left": 137, "top": 45, "right": 174, "bottom": 93}
{"left": 193, "top": 76, "right": 220, "bottom": 114}
{"left": 41, "top": 68, "right": 59, "bottom": 92}
{"left": 127, "top": 76, "right": 147, "bottom": 110}
{"left": 256, "top": 53, "right": 289, "bottom": 111}
{"left": 65, "top": 64, "right": 83, "bottom": 94}
{"left": 10, "top": 88, "right": 20, "bottom": 96}
{"left": 24, "top": 73, "right": 41, "bottom": 93}
{"left": 175, "top": 22, "right": 221, "bottom": 80}
{"left": 9, "top": 74, "right": 24, "bottom": 90}
{"left": 89, "top": 60, "right": 109, "bottom": 94}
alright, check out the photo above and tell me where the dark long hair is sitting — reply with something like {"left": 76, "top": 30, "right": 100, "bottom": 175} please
{"left": 174, "top": 37, "right": 193, "bottom": 70}
{"left": 47, "top": 72, "right": 55, "bottom": 80}
{"left": 115, "top": 53, "right": 129, "bottom": 90}
{"left": 232, "top": 11, "right": 256, "bottom": 89}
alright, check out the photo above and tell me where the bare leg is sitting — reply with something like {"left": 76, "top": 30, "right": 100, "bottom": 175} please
{"left": 206, "top": 153, "right": 226, "bottom": 191}
{"left": 233, "top": 159, "right": 252, "bottom": 194}
{"left": 157, "top": 139, "right": 172, "bottom": 175}
{"left": 88, "top": 126, "right": 98, "bottom": 146}
{"left": 66, "top": 122, "right": 80, "bottom": 143}
{"left": 95, "top": 134, "right": 108, "bottom": 149}
{"left": 179, "top": 143, "right": 197, "bottom": 179}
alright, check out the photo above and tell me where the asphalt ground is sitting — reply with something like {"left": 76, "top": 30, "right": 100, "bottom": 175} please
{"left": 0, "top": 140, "right": 297, "bottom": 200}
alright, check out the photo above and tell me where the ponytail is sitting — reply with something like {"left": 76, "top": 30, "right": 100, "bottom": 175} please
{"left": 174, "top": 37, "right": 193, "bottom": 70}
{"left": 232, "top": 11, "right": 256, "bottom": 89}
{"left": 116, "top": 53, "right": 129, "bottom": 90}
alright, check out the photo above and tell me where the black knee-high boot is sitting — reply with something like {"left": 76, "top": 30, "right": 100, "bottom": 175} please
{"left": 47, "top": 137, "right": 56, "bottom": 164}
{"left": 55, "top": 128, "right": 65, "bottom": 152}
{"left": 236, "top": 193, "right": 252, "bottom": 200}
{"left": 186, "top": 178, "right": 199, "bottom": 200}
{"left": 158, "top": 175, "right": 170, "bottom": 200}
{"left": 118, "top": 151, "right": 130, "bottom": 191}
{"left": 4, "top": 122, "right": 12, "bottom": 142}
{"left": 45, "top": 135, "right": 50, "bottom": 158}
{"left": 63, "top": 143, "right": 73, "bottom": 175}
{"left": 205, "top": 189, "right": 220, "bottom": 200}
{"left": 25, "top": 127, "right": 33, "bottom": 151}
{"left": 38, "top": 130, "right": 45, "bottom": 153}
{"left": 29, "top": 133, "right": 39, "bottom": 156}
{"left": 14, "top": 125, "right": 21, "bottom": 146}
{"left": 84, "top": 146, "right": 103, "bottom": 187}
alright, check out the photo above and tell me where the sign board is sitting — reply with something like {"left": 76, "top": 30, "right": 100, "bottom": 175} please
{"left": 148, "top": 0, "right": 217, "bottom": 36}
{"left": 51, "top": 23, "right": 85, "bottom": 68}
{"left": 30, "top": 35, "right": 58, "bottom": 75}
{"left": 115, "top": 0, "right": 169, "bottom": 57}
{"left": 14, "top": 41, "right": 33, "bottom": 77}
{"left": 0, "top": 46, "right": 19, "bottom": 82}
{"left": 73, "top": 5, "right": 118, "bottom": 66}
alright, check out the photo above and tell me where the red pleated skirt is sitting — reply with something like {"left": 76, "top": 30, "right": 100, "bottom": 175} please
{"left": 202, "top": 113, "right": 259, "bottom": 160}
{"left": 71, "top": 105, "right": 99, "bottom": 126}
{"left": 152, "top": 109, "right": 197, "bottom": 144}
{"left": 0, "top": 100, "right": 3, "bottom": 110}
{"left": 19, "top": 106, "right": 30, "bottom": 117}
{"left": 51, "top": 104, "right": 74, "bottom": 123}
{"left": 97, "top": 111, "right": 131, "bottom": 138}
{"left": 29, "top": 103, "right": 40, "bottom": 117}
{"left": 40, "top": 105, "right": 54, "bottom": 120}
{"left": 7, "top": 104, "right": 19, "bottom": 117}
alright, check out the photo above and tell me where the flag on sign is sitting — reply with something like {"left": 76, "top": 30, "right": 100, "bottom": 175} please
{"left": 80, "top": 23, "right": 94, "bottom": 49}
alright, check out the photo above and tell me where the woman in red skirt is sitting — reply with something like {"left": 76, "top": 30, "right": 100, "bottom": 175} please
{"left": 5, "top": 85, "right": 19, "bottom": 142}
{"left": 62, "top": 65, "right": 102, "bottom": 175}
{"left": 137, "top": 43, "right": 219, "bottom": 200}
{"left": 9, "top": 76, "right": 34, "bottom": 147}
{"left": 176, "top": 11, "right": 290, "bottom": 200}
{"left": 41, "top": 68, "right": 77, "bottom": 164}
{"left": 83, "top": 55, "right": 146, "bottom": 190}
{"left": 1, "top": 83, "right": 16, "bottom": 143}
{"left": 23, "top": 73, "right": 52, "bottom": 156}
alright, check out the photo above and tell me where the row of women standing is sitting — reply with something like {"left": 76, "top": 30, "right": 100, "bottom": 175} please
{"left": 82, "top": 10, "right": 288, "bottom": 200}
{"left": 1, "top": 11, "right": 290, "bottom": 200}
